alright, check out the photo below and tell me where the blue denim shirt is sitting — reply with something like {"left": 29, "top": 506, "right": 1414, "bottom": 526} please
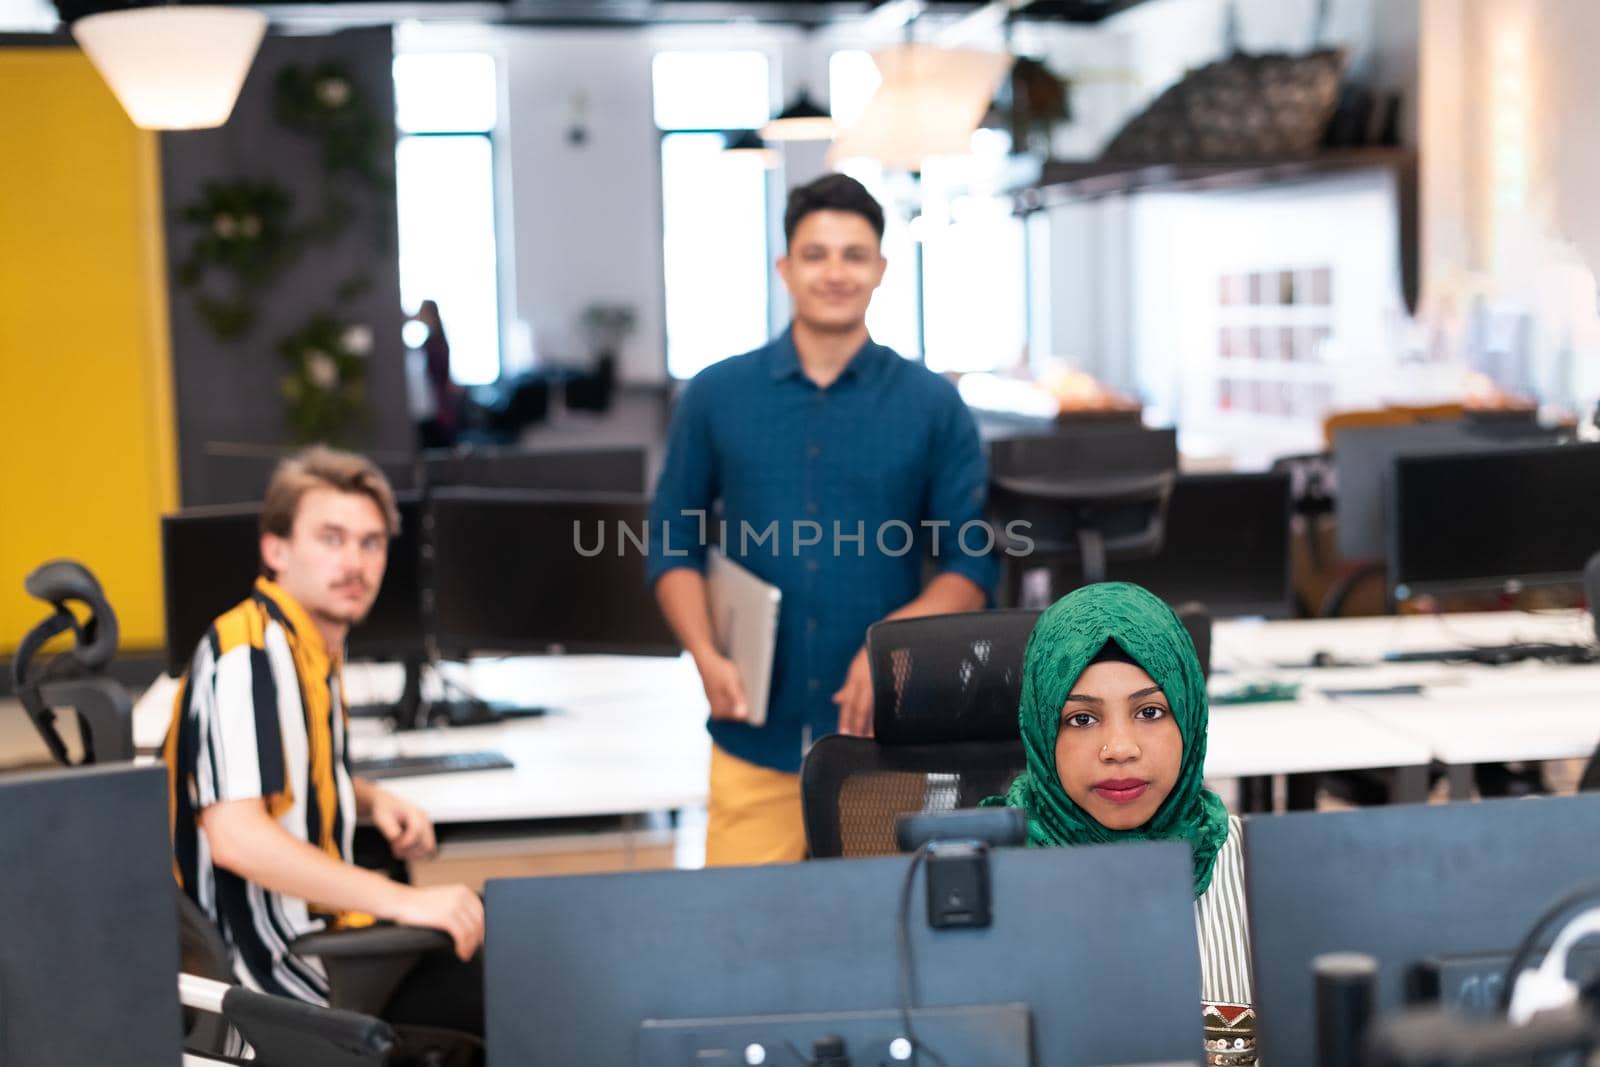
{"left": 646, "top": 328, "right": 997, "bottom": 772}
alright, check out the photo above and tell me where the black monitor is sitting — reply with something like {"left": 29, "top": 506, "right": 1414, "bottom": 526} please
{"left": 161, "top": 494, "right": 425, "bottom": 676}
{"left": 196, "top": 447, "right": 418, "bottom": 505}
{"left": 429, "top": 488, "right": 679, "bottom": 657}
{"left": 486, "top": 840, "right": 1203, "bottom": 1066}
{"left": 1389, "top": 441, "right": 1600, "bottom": 600}
{"left": 0, "top": 763, "right": 179, "bottom": 1065}
{"left": 1245, "top": 793, "right": 1600, "bottom": 1062}
{"left": 1334, "top": 420, "right": 1559, "bottom": 560}
{"left": 423, "top": 445, "right": 647, "bottom": 494}
{"left": 1105, "top": 471, "right": 1293, "bottom": 617}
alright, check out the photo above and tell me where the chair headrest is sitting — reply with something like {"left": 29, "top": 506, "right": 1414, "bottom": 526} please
{"left": 866, "top": 604, "right": 1212, "bottom": 747}
{"left": 15, "top": 559, "right": 120, "bottom": 681}
{"left": 25, "top": 558, "right": 109, "bottom": 609}
{"left": 866, "top": 610, "right": 1039, "bottom": 745}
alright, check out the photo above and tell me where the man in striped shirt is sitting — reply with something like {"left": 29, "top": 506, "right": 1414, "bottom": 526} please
{"left": 162, "top": 446, "right": 484, "bottom": 1033}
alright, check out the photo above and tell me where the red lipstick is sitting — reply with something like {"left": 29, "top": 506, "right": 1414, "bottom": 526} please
{"left": 1092, "top": 779, "right": 1149, "bottom": 804}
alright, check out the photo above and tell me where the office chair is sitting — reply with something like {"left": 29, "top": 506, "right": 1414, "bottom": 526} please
{"left": 987, "top": 429, "right": 1178, "bottom": 607}
{"left": 10, "top": 559, "right": 134, "bottom": 764}
{"left": 800, "top": 607, "right": 1213, "bottom": 858}
{"left": 11, "top": 559, "right": 476, "bottom": 1066}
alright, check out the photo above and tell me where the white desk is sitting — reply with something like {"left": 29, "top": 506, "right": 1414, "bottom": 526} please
{"left": 1212, "top": 610, "right": 1596, "bottom": 670}
{"left": 1205, "top": 699, "right": 1432, "bottom": 780}
{"left": 134, "top": 653, "right": 712, "bottom": 828}
{"left": 1212, "top": 611, "right": 1600, "bottom": 800}
{"left": 129, "top": 611, "right": 1599, "bottom": 824}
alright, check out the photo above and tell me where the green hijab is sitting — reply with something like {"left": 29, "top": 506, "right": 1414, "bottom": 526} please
{"left": 987, "top": 582, "right": 1230, "bottom": 898}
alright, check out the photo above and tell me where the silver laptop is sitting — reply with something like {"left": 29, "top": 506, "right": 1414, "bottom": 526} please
{"left": 706, "top": 549, "right": 781, "bottom": 727}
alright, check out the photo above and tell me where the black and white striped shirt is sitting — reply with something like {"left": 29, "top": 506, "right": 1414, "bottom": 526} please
{"left": 162, "top": 578, "right": 360, "bottom": 1006}
{"left": 1197, "top": 815, "right": 1256, "bottom": 1064}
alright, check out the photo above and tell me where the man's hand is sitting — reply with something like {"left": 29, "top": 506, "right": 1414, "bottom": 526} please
{"left": 694, "top": 649, "right": 750, "bottom": 721}
{"left": 832, "top": 647, "right": 874, "bottom": 738}
{"left": 367, "top": 786, "right": 436, "bottom": 862}
{"left": 389, "top": 883, "right": 484, "bottom": 961}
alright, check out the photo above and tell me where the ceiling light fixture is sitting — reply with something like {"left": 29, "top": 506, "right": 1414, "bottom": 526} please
{"left": 71, "top": 5, "right": 267, "bottom": 130}
{"left": 724, "top": 128, "right": 778, "bottom": 169}
{"left": 762, "top": 88, "right": 835, "bottom": 142}
{"left": 829, "top": 44, "right": 1014, "bottom": 172}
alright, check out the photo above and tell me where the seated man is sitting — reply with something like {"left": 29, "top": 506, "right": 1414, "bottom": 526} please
{"left": 162, "top": 446, "right": 484, "bottom": 1035}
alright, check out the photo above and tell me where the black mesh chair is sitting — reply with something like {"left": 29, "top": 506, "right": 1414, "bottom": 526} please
{"left": 987, "top": 428, "right": 1179, "bottom": 607}
{"left": 801, "top": 607, "right": 1213, "bottom": 859}
{"left": 801, "top": 606, "right": 1214, "bottom": 859}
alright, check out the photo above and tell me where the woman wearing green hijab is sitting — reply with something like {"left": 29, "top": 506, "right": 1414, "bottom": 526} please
{"left": 987, "top": 581, "right": 1255, "bottom": 1066}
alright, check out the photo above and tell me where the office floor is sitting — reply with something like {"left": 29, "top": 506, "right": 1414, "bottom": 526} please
{"left": 409, "top": 808, "right": 707, "bottom": 891}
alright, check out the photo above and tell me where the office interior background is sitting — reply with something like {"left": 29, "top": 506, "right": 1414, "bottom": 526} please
{"left": 9, "top": 0, "right": 1600, "bottom": 1064}
{"left": 10, "top": 0, "right": 1600, "bottom": 652}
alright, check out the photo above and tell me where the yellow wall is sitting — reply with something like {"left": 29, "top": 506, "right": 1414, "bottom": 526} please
{"left": 0, "top": 49, "right": 177, "bottom": 654}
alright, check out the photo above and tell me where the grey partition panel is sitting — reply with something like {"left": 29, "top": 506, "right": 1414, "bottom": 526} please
{"left": 0, "top": 764, "right": 180, "bottom": 1066}
{"left": 1245, "top": 793, "right": 1600, "bottom": 1063}
{"left": 486, "top": 841, "right": 1203, "bottom": 1067}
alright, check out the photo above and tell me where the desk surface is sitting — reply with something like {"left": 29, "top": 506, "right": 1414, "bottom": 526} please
{"left": 1212, "top": 610, "right": 1595, "bottom": 669}
{"left": 1206, "top": 698, "right": 1430, "bottom": 778}
{"left": 1214, "top": 610, "right": 1600, "bottom": 770}
{"left": 121, "top": 610, "right": 1600, "bottom": 825}
{"left": 133, "top": 654, "right": 713, "bottom": 826}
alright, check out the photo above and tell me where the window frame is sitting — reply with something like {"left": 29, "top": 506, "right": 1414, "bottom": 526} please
{"left": 393, "top": 52, "right": 508, "bottom": 387}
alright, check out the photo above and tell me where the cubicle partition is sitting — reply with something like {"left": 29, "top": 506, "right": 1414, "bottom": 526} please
{"left": 0, "top": 764, "right": 180, "bottom": 1067}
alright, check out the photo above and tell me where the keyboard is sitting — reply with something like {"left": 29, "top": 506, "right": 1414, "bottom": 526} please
{"left": 350, "top": 750, "right": 514, "bottom": 780}
{"left": 1382, "top": 642, "right": 1600, "bottom": 666}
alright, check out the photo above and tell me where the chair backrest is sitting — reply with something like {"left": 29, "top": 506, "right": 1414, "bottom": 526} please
{"left": 800, "top": 736, "right": 1027, "bottom": 858}
{"left": 802, "top": 606, "right": 1213, "bottom": 859}
{"left": 986, "top": 428, "right": 1179, "bottom": 567}
{"left": 867, "top": 606, "right": 1211, "bottom": 743}
{"left": 867, "top": 609, "right": 1039, "bottom": 744}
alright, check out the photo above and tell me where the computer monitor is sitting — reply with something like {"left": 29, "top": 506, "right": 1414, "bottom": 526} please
{"left": 1389, "top": 441, "right": 1600, "bottom": 600}
{"left": 1245, "top": 793, "right": 1600, "bottom": 1062}
{"left": 0, "top": 763, "right": 179, "bottom": 1066}
{"left": 1105, "top": 471, "right": 1293, "bottom": 617}
{"left": 1333, "top": 421, "right": 1558, "bottom": 560}
{"left": 486, "top": 840, "right": 1203, "bottom": 1066}
{"left": 423, "top": 445, "right": 648, "bottom": 494}
{"left": 429, "top": 488, "right": 679, "bottom": 657}
{"left": 196, "top": 447, "right": 417, "bottom": 505}
{"left": 161, "top": 494, "right": 425, "bottom": 676}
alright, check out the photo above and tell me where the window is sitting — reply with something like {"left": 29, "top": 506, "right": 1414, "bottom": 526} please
{"left": 654, "top": 51, "right": 773, "bottom": 380}
{"left": 393, "top": 53, "right": 503, "bottom": 386}
{"left": 919, "top": 181, "right": 1027, "bottom": 374}
{"left": 829, "top": 51, "right": 1026, "bottom": 369}
{"left": 830, "top": 51, "right": 921, "bottom": 359}
{"left": 652, "top": 50, "right": 771, "bottom": 131}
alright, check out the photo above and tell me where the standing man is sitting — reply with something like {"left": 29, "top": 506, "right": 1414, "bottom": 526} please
{"left": 648, "top": 174, "right": 997, "bottom": 867}
{"left": 163, "top": 446, "right": 483, "bottom": 1034}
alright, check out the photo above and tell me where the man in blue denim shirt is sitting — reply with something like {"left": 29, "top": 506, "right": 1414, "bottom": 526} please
{"left": 648, "top": 175, "right": 997, "bottom": 866}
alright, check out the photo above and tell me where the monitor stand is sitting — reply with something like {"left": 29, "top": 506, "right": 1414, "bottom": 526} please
{"left": 346, "top": 654, "right": 552, "bottom": 730}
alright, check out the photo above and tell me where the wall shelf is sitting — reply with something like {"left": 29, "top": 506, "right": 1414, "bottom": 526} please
{"left": 1014, "top": 147, "right": 1420, "bottom": 313}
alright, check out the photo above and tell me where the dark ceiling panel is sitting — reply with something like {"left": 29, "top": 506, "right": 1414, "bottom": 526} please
{"left": 60, "top": 0, "right": 1159, "bottom": 24}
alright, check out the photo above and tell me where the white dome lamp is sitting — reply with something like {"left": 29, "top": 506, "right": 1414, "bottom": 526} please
{"left": 71, "top": 4, "right": 267, "bottom": 130}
